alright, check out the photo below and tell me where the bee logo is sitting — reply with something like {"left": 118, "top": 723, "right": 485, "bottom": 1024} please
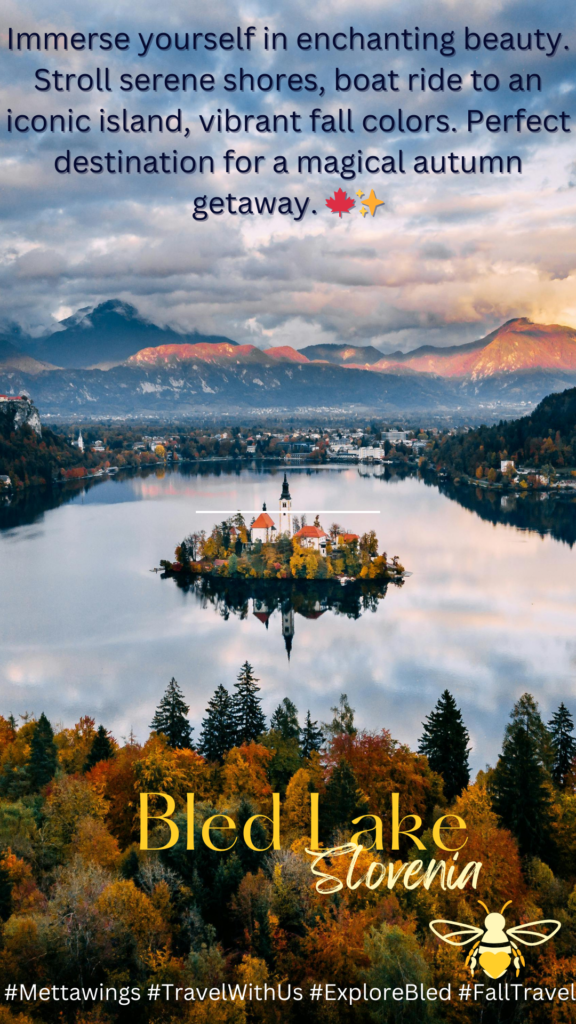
{"left": 430, "top": 901, "right": 561, "bottom": 979}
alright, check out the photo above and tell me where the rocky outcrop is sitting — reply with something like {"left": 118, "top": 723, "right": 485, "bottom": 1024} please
{"left": 0, "top": 395, "right": 42, "bottom": 436}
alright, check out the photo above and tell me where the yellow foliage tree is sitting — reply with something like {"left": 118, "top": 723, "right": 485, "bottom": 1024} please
{"left": 95, "top": 879, "right": 169, "bottom": 955}
{"left": 55, "top": 716, "right": 97, "bottom": 774}
{"left": 222, "top": 743, "right": 273, "bottom": 805}
{"left": 42, "top": 776, "right": 106, "bottom": 858}
{"left": 283, "top": 769, "right": 312, "bottom": 834}
{"left": 74, "top": 816, "right": 121, "bottom": 871}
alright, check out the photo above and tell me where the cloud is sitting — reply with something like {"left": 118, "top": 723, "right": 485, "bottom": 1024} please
{"left": 0, "top": 0, "right": 575, "bottom": 348}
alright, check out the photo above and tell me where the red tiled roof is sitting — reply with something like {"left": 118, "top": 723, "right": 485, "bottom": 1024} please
{"left": 252, "top": 512, "right": 275, "bottom": 530}
{"left": 294, "top": 525, "right": 327, "bottom": 538}
{"left": 340, "top": 533, "right": 359, "bottom": 542}
{"left": 253, "top": 611, "right": 271, "bottom": 624}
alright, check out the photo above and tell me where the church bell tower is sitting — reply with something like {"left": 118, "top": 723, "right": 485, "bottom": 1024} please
{"left": 279, "top": 473, "right": 292, "bottom": 536}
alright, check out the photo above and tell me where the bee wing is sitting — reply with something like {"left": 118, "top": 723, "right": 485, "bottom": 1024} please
{"left": 507, "top": 920, "right": 561, "bottom": 946}
{"left": 429, "top": 920, "right": 484, "bottom": 946}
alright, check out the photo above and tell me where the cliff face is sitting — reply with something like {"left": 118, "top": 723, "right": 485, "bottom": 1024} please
{"left": 0, "top": 396, "right": 42, "bottom": 437}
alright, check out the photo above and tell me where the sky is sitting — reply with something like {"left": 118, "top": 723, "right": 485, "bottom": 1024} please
{"left": 1, "top": 0, "right": 575, "bottom": 352}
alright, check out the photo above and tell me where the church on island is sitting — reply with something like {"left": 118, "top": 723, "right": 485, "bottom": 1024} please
{"left": 249, "top": 474, "right": 329, "bottom": 554}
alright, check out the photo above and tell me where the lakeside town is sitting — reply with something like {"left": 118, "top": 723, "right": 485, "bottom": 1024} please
{"left": 2, "top": 388, "right": 576, "bottom": 496}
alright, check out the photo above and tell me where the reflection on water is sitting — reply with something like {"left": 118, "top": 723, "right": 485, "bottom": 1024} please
{"left": 168, "top": 574, "right": 399, "bottom": 658}
{"left": 2, "top": 462, "right": 576, "bottom": 546}
{"left": 434, "top": 478, "right": 576, "bottom": 548}
{"left": 1, "top": 463, "right": 575, "bottom": 772}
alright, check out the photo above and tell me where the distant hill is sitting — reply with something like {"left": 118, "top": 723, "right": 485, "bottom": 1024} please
{"left": 372, "top": 319, "right": 576, "bottom": 378}
{"left": 0, "top": 334, "right": 55, "bottom": 375}
{"left": 436, "top": 386, "right": 576, "bottom": 480}
{"left": 300, "top": 343, "right": 385, "bottom": 365}
{"left": 24, "top": 300, "right": 238, "bottom": 369}
{"left": 300, "top": 319, "right": 576, "bottom": 381}
{"left": 3, "top": 304, "right": 576, "bottom": 419}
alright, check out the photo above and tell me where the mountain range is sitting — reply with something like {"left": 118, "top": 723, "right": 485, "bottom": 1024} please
{"left": 1, "top": 301, "right": 576, "bottom": 419}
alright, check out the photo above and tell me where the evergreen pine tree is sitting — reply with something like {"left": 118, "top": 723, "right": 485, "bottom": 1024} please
{"left": 321, "top": 760, "right": 368, "bottom": 840}
{"left": 198, "top": 685, "right": 236, "bottom": 762}
{"left": 548, "top": 703, "right": 576, "bottom": 788}
{"left": 301, "top": 711, "right": 324, "bottom": 758}
{"left": 418, "top": 690, "right": 471, "bottom": 802}
{"left": 491, "top": 694, "right": 554, "bottom": 858}
{"left": 510, "top": 693, "right": 553, "bottom": 769}
{"left": 232, "top": 662, "right": 266, "bottom": 745}
{"left": 84, "top": 725, "right": 114, "bottom": 772}
{"left": 270, "top": 698, "right": 300, "bottom": 741}
{"left": 150, "top": 678, "right": 193, "bottom": 749}
{"left": 29, "top": 712, "right": 57, "bottom": 791}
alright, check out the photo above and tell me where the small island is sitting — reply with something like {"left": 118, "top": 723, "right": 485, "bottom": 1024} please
{"left": 161, "top": 475, "right": 406, "bottom": 582}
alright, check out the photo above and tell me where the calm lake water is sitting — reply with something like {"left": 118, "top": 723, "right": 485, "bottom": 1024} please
{"left": 1, "top": 464, "right": 575, "bottom": 771}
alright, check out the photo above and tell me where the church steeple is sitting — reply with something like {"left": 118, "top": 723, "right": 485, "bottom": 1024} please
{"left": 279, "top": 474, "right": 292, "bottom": 536}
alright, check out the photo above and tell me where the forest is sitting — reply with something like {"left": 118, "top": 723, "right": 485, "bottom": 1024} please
{"left": 0, "top": 667, "right": 575, "bottom": 1022}
{"left": 432, "top": 386, "right": 576, "bottom": 483}
{"left": 0, "top": 423, "right": 100, "bottom": 491}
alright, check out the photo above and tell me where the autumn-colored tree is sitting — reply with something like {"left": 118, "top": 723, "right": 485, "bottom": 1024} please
{"left": 42, "top": 775, "right": 106, "bottom": 861}
{"left": 0, "top": 851, "right": 45, "bottom": 915}
{"left": 327, "top": 730, "right": 444, "bottom": 847}
{"left": 222, "top": 743, "right": 273, "bottom": 805}
{"left": 85, "top": 741, "right": 142, "bottom": 848}
{"left": 56, "top": 716, "right": 96, "bottom": 775}
{"left": 74, "top": 816, "right": 121, "bottom": 871}
{"left": 95, "top": 879, "right": 170, "bottom": 956}
{"left": 283, "top": 769, "right": 313, "bottom": 836}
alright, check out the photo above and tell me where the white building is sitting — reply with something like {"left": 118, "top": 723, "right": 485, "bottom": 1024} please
{"left": 383, "top": 430, "right": 408, "bottom": 443}
{"left": 501, "top": 460, "right": 515, "bottom": 473}
{"left": 293, "top": 524, "right": 328, "bottom": 555}
{"left": 250, "top": 505, "right": 277, "bottom": 543}
{"left": 358, "top": 446, "right": 384, "bottom": 462}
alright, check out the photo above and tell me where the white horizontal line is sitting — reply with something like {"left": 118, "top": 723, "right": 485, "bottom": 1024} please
{"left": 195, "top": 510, "right": 381, "bottom": 514}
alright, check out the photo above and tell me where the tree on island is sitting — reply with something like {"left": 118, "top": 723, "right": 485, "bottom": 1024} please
{"left": 301, "top": 711, "right": 324, "bottom": 758}
{"left": 29, "top": 713, "right": 57, "bottom": 790}
{"left": 84, "top": 725, "right": 115, "bottom": 772}
{"left": 491, "top": 694, "right": 554, "bottom": 858}
{"left": 418, "top": 690, "right": 471, "bottom": 802}
{"left": 270, "top": 698, "right": 300, "bottom": 741}
{"left": 150, "top": 678, "right": 193, "bottom": 749}
{"left": 549, "top": 703, "right": 576, "bottom": 789}
{"left": 198, "top": 685, "right": 236, "bottom": 762}
{"left": 232, "top": 662, "right": 266, "bottom": 745}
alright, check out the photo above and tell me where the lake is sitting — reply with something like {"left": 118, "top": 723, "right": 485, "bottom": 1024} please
{"left": 1, "top": 464, "right": 575, "bottom": 772}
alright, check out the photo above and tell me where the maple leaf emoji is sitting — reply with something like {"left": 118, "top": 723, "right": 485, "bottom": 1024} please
{"left": 325, "top": 188, "right": 355, "bottom": 218}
